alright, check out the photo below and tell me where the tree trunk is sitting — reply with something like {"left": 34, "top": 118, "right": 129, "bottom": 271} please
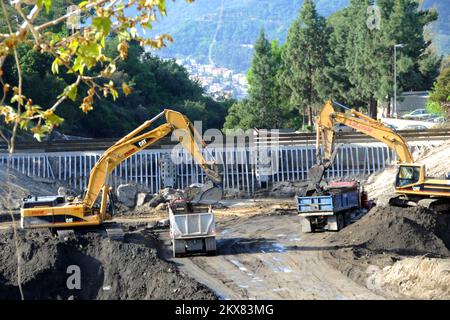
{"left": 386, "top": 98, "right": 391, "bottom": 118}
{"left": 368, "top": 97, "right": 378, "bottom": 119}
{"left": 300, "top": 105, "right": 305, "bottom": 128}
{"left": 308, "top": 105, "right": 313, "bottom": 127}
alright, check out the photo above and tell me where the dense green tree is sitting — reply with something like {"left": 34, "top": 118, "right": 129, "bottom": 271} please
{"left": 324, "top": 0, "right": 440, "bottom": 118}
{"left": 378, "top": 0, "right": 440, "bottom": 115}
{"left": 427, "top": 67, "right": 450, "bottom": 117}
{"left": 323, "top": 9, "right": 355, "bottom": 106}
{"left": 279, "top": 0, "right": 329, "bottom": 127}
{"left": 2, "top": 39, "right": 232, "bottom": 138}
{"left": 224, "top": 31, "right": 285, "bottom": 130}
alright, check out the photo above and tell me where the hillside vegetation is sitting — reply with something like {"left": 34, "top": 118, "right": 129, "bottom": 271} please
{"left": 151, "top": 0, "right": 449, "bottom": 72}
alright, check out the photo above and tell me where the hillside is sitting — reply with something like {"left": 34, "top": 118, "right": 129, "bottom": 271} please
{"left": 148, "top": 0, "right": 449, "bottom": 73}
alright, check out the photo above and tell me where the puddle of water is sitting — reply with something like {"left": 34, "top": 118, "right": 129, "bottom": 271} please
{"left": 272, "top": 256, "right": 283, "bottom": 262}
{"left": 229, "top": 259, "right": 248, "bottom": 272}
{"left": 272, "top": 243, "right": 286, "bottom": 252}
{"left": 281, "top": 267, "right": 292, "bottom": 273}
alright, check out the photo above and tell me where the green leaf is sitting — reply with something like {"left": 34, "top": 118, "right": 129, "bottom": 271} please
{"left": 47, "top": 114, "right": 64, "bottom": 125}
{"left": 79, "top": 1, "right": 89, "bottom": 8}
{"left": 66, "top": 84, "right": 78, "bottom": 102}
{"left": 157, "top": 0, "right": 166, "bottom": 15}
{"left": 33, "top": 133, "right": 41, "bottom": 142}
{"left": 51, "top": 59, "right": 59, "bottom": 74}
{"left": 19, "top": 119, "right": 29, "bottom": 130}
{"left": 37, "top": 0, "right": 52, "bottom": 14}
{"left": 92, "top": 17, "right": 112, "bottom": 36}
{"left": 130, "top": 27, "right": 138, "bottom": 39}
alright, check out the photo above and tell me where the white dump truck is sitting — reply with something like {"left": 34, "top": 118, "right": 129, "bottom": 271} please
{"left": 168, "top": 200, "right": 217, "bottom": 257}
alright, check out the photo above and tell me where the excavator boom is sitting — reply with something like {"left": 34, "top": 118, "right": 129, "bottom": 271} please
{"left": 21, "top": 109, "right": 223, "bottom": 229}
{"left": 84, "top": 109, "right": 221, "bottom": 209}
{"left": 317, "top": 101, "right": 414, "bottom": 165}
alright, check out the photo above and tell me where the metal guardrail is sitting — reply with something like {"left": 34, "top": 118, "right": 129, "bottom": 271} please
{"left": 0, "top": 128, "right": 449, "bottom": 152}
{"left": 254, "top": 128, "right": 450, "bottom": 146}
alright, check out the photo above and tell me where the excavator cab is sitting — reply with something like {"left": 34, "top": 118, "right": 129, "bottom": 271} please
{"left": 395, "top": 164, "right": 425, "bottom": 188}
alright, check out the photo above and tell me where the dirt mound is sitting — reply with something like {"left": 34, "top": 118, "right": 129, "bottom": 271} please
{"left": 0, "top": 228, "right": 216, "bottom": 300}
{"left": 0, "top": 165, "right": 61, "bottom": 211}
{"left": 380, "top": 257, "right": 450, "bottom": 299}
{"left": 331, "top": 205, "right": 450, "bottom": 257}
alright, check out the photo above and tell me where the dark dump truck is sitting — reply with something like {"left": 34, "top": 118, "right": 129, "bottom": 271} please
{"left": 296, "top": 181, "right": 371, "bottom": 233}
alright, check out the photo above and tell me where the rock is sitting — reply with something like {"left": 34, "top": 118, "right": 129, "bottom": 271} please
{"left": 158, "top": 218, "right": 170, "bottom": 227}
{"left": 57, "top": 187, "right": 76, "bottom": 197}
{"left": 159, "top": 188, "right": 184, "bottom": 201}
{"left": 155, "top": 203, "right": 167, "bottom": 211}
{"left": 116, "top": 184, "right": 138, "bottom": 208}
{"left": 146, "top": 221, "right": 158, "bottom": 229}
{"left": 148, "top": 194, "right": 166, "bottom": 208}
{"left": 136, "top": 193, "right": 152, "bottom": 207}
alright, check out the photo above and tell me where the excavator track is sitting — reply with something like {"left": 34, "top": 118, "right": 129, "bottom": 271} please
{"left": 52, "top": 223, "right": 125, "bottom": 241}
{"left": 389, "top": 195, "right": 450, "bottom": 213}
{"left": 104, "top": 222, "right": 125, "bottom": 241}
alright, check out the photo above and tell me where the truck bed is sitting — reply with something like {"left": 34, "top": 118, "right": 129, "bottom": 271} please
{"left": 296, "top": 188, "right": 360, "bottom": 215}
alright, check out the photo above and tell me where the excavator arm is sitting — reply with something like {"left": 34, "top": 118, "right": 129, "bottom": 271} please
{"left": 305, "top": 101, "right": 414, "bottom": 194}
{"left": 317, "top": 101, "right": 414, "bottom": 165}
{"left": 83, "top": 109, "right": 222, "bottom": 212}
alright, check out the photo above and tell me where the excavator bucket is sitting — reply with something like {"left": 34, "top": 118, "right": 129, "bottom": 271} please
{"left": 299, "top": 164, "right": 326, "bottom": 197}
{"left": 308, "top": 164, "right": 326, "bottom": 186}
{"left": 188, "top": 181, "right": 224, "bottom": 204}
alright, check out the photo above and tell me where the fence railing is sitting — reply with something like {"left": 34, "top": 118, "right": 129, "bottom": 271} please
{"left": 1, "top": 141, "right": 442, "bottom": 195}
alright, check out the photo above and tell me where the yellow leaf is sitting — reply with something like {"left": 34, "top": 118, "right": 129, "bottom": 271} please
{"left": 122, "top": 82, "right": 132, "bottom": 96}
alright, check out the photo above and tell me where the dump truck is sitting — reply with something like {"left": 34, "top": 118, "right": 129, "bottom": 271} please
{"left": 297, "top": 181, "right": 370, "bottom": 232}
{"left": 168, "top": 200, "right": 216, "bottom": 257}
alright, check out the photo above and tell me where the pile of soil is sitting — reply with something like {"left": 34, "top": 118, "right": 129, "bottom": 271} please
{"left": 332, "top": 205, "right": 450, "bottom": 257}
{"left": 325, "top": 205, "right": 450, "bottom": 298}
{"left": 0, "top": 228, "right": 216, "bottom": 300}
{"left": 380, "top": 257, "right": 450, "bottom": 299}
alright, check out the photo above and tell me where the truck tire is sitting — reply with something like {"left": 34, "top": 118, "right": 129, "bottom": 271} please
{"left": 205, "top": 237, "right": 216, "bottom": 256}
{"left": 344, "top": 212, "right": 352, "bottom": 226}
{"left": 173, "top": 239, "right": 186, "bottom": 258}
{"left": 336, "top": 213, "right": 345, "bottom": 231}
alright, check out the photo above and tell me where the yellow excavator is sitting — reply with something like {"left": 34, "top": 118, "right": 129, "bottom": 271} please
{"left": 311, "top": 100, "right": 450, "bottom": 212}
{"left": 20, "top": 109, "right": 223, "bottom": 231}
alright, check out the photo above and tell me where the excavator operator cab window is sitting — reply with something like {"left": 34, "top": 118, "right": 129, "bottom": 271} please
{"left": 396, "top": 166, "right": 420, "bottom": 187}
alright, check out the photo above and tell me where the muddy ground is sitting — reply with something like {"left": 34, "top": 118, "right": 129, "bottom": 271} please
{"left": 1, "top": 199, "right": 450, "bottom": 300}
{"left": 0, "top": 226, "right": 216, "bottom": 300}
{"left": 159, "top": 202, "right": 450, "bottom": 300}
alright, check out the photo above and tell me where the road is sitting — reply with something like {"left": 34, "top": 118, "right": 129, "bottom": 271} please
{"left": 166, "top": 213, "right": 383, "bottom": 300}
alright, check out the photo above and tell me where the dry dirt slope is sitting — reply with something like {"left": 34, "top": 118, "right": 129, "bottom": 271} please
{"left": 0, "top": 165, "right": 61, "bottom": 211}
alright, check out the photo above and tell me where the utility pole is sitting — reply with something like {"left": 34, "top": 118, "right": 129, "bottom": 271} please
{"left": 393, "top": 44, "right": 404, "bottom": 118}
